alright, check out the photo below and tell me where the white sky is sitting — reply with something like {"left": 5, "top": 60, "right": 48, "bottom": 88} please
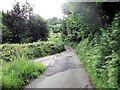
{"left": 0, "top": 0, "right": 67, "bottom": 19}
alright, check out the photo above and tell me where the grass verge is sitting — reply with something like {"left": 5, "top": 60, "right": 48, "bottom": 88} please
{"left": 2, "top": 58, "right": 46, "bottom": 89}
{"left": 76, "top": 39, "right": 119, "bottom": 88}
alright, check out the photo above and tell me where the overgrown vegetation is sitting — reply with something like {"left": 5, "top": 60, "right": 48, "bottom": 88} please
{"left": 61, "top": 14, "right": 88, "bottom": 42}
{"left": 1, "top": 1, "right": 120, "bottom": 89}
{"left": 1, "top": 1, "right": 65, "bottom": 89}
{"left": 2, "top": 59, "right": 46, "bottom": 89}
{"left": 47, "top": 17, "right": 62, "bottom": 34}
{"left": 61, "top": 2, "right": 120, "bottom": 88}
{"left": 1, "top": 41, "right": 65, "bottom": 62}
{"left": 1, "top": 40, "right": 65, "bottom": 89}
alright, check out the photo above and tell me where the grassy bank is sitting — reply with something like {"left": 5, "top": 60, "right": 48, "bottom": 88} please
{"left": 76, "top": 39, "right": 108, "bottom": 88}
{"left": 2, "top": 59, "right": 46, "bottom": 89}
{"left": 1, "top": 40, "right": 65, "bottom": 89}
{"left": 75, "top": 38, "right": 119, "bottom": 88}
{"left": 66, "top": 39, "right": 119, "bottom": 88}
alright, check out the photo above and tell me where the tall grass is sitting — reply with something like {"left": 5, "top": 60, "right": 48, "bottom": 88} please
{"left": 2, "top": 58, "right": 46, "bottom": 89}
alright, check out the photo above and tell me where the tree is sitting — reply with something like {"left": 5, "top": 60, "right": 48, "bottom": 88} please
{"left": 61, "top": 2, "right": 120, "bottom": 42}
{"left": 61, "top": 14, "right": 87, "bottom": 42}
{"left": 47, "top": 17, "right": 62, "bottom": 33}
{"left": 47, "top": 17, "right": 61, "bottom": 25}
{"left": 27, "top": 15, "right": 49, "bottom": 42}
{"left": 2, "top": 2, "right": 49, "bottom": 43}
{"left": 2, "top": 2, "right": 33, "bottom": 43}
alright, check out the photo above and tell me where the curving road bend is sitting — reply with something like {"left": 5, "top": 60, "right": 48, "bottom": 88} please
{"left": 25, "top": 47, "right": 93, "bottom": 88}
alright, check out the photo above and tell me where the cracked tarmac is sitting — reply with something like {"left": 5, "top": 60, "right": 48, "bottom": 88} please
{"left": 25, "top": 46, "right": 93, "bottom": 88}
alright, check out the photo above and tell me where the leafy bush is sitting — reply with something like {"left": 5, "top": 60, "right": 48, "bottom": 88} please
{"left": 61, "top": 14, "right": 88, "bottom": 42}
{"left": 1, "top": 41, "right": 65, "bottom": 62}
{"left": 76, "top": 11, "right": 120, "bottom": 88}
{"left": 2, "top": 59, "right": 46, "bottom": 89}
{"left": 99, "top": 11, "right": 120, "bottom": 88}
{"left": 76, "top": 39, "right": 110, "bottom": 88}
{"left": 1, "top": 44, "right": 24, "bottom": 62}
{"left": 50, "top": 24, "right": 61, "bottom": 33}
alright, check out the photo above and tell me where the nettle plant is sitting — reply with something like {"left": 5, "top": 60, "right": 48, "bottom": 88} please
{"left": 99, "top": 11, "right": 120, "bottom": 88}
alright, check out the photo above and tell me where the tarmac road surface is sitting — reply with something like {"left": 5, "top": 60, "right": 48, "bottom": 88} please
{"left": 25, "top": 46, "right": 93, "bottom": 88}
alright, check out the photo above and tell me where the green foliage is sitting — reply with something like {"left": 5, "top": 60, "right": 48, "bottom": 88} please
{"left": 61, "top": 2, "right": 120, "bottom": 43}
{"left": 76, "top": 11, "right": 120, "bottom": 88}
{"left": 50, "top": 24, "right": 61, "bottom": 33}
{"left": 2, "top": 59, "right": 46, "bottom": 89}
{"left": 64, "top": 41, "right": 78, "bottom": 49}
{"left": 47, "top": 17, "right": 61, "bottom": 25}
{"left": 2, "top": 2, "right": 49, "bottom": 43}
{"left": 62, "top": 3, "right": 120, "bottom": 88}
{"left": 27, "top": 15, "right": 49, "bottom": 42}
{"left": 1, "top": 44, "right": 24, "bottom": 62}
{"left": 1, "top": 39, "right": 64, "bottom": 89}
{"left": 99, "top": 11, "right": 120, "bottom": 88}
{"left": 76, "top": 39, "right": 111, "bottom": 88}
{"left": 47, "top": 17, "right": 62, "bottom": 34}
{"left": 61, "top": 14, "right": 88, "bottom": 42}
{"left": 76, "top": 39, "right": 106, "bottom": 87}
{"left": 62, "top": 2, "right": 120, "bottom": 88}
{"left": 1, "top": 41, "right": 65, "bottom": 62}
{"left": 48, "top": 32, "right": 62, "bottom": 42}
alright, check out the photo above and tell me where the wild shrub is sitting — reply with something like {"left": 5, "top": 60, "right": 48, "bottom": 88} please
{"left": 61, "top": 14, "right": 88, "bottom": 42}
{"left": 2, "top": 59, "right": 46, "bottom": 89}
{"left": 1, "top": 41, "right": 65, "bottom": 62}
{"left": 76, "top": 11, "right": 120, "bottom": 88}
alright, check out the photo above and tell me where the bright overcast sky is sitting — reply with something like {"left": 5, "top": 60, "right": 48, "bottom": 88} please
{"left": 0, "top": 0, "right": 67, "bottom": 19}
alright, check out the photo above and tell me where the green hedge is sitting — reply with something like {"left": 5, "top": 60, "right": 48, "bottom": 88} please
{"left": 76, "top": 38, "right": 119, "bottom": 88}
{"left": 76, "top": 39, "right": 108, "bottom": 88}
{"left": 76, "top": 12, "right": 120, "bottom": 88}
{"left": 1, "top": 41, "right": 65, "bottom": 62}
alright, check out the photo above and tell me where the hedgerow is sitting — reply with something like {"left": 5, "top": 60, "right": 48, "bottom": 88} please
{"left": 76, "top": 11, "right": 120, "bottom": 88}
{"left": 1, "top": 41, "right": 65, "bottom": 62}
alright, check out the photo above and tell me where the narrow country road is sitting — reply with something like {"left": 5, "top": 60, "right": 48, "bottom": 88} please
{"left": 25, "top": 46, "right": 93, "bottom": 88}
